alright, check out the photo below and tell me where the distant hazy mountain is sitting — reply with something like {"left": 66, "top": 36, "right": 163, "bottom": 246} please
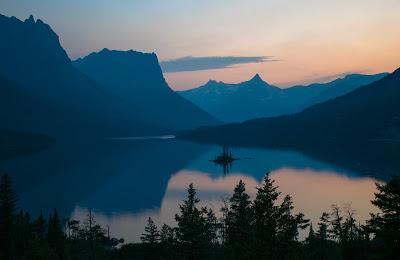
{"left": 73, "top": 49, "right": 218, "bottom": 130}
{"left": 0, "top": 14, "right": 173, "bottom": 138}
{"left": 180, "top": 68, "right": 400, "bottom": 145}
{"left": 178, "top": 73, "right": 388, "bottom": 122}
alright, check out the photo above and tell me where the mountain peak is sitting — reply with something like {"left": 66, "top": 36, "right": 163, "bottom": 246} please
{"left": 249, "top": 73, "right": 264, "bottom": 83}
{"left": 0, "top": 14, "right": 71, "bottom": 80}
{"left": 206, "top": 79, "right": 218, "bottom": 85}
{"left": 25, "top": 15, "right": 35, "bottom": 23}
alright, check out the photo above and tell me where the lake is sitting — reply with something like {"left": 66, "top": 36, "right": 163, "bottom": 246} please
{"left": 0, "top": 137, "right": 397, "bottom": 242}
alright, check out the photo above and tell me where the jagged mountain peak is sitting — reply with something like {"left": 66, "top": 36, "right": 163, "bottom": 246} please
{"left": 25, "top": 15, "right": 35, "bottom": 23}
{"left": 179, "top": 71, "right": 387, "bottom": 122}
{"left": 205, "top": 79, "right": 223, "bottom": 85}
{"left": 244, "top": 73, "right": 275, "bottom": 88}
{"left": 249, "top": 73, "right": 263, "bottom": 82}
{"left": 0, "top": 14, "right": 72, "bottom": 83}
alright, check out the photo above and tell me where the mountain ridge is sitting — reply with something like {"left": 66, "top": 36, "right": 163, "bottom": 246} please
{"left": 179, "top": 67, "right": 400, "bottom": 146}
{"left": 178, "top": 72, "right": 388, "bottom": 122}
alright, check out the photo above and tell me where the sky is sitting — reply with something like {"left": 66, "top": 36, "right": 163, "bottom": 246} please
{"left": 1, "top": 0, "right": 400, "bottom": 90}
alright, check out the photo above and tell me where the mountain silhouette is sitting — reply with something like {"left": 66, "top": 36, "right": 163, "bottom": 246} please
{"left": 73, "top": 49, "right": 219, "bottom": 130}
{"left": 180, "top": 68, "right": 400, "bottom": 146}
{"left": 178, "top": 72, "right": 387, "bottom": 122}
{"left": 0, "top": 14, "right": 172, "bottom": 138}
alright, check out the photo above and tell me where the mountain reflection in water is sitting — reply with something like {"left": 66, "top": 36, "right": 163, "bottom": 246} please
{"left": 0, "top": 139, "right": 397, "bottom": 242}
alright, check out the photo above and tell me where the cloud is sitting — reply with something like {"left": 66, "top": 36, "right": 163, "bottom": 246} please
{"left": 307, "top": 70, "right": 370, "bottom": 84}
{"left": 160, "top": 55, "right": 275, "bottom": 73}
{"left": 278, "top": 70, "right": 370, "bottom": 87}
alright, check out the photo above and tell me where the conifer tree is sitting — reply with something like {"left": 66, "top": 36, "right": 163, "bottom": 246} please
{"left": 34, "top": 210, "right": 47, "bottom": 240}
{"left": 204, "top": 207, "right": 218, "bottom": 245}
{"left": 160, "top": 224, "right": 176, "bottom": 245}
{"left": 48, "top": 209, "right": 65, "bottom": 259}
{"left": 307, "top": 222, "right": 315, "bottom": 242}
{"left": 317, "top": 212, "right": 330, "bottom": 241}
{"left": 314, "top": 212, "right": 332, "bottom": 259}
{"left": 368, "top": 176, "right": 400, "bottom": 258}
{"left": 13, "top": 210, "right": 32, "bottom": 258}
{"left": 66, "top": 219, "right": 80, "bottom": 239}
{"left": 225, "top": 180, "right": 254, "bottom": 260}
{"left": 175, "top": 183, "right": 215, "bottom": 259}
{"left": 141, "top": 217, "right": 160, "bottom": 244}
{"left": 305, "top": 222, "right": 319, "bottom": 258}
{"left": 0, "top": 173, "right": 18, "bottom": 259}
{"left": 253, "top": 174, "right": 280, "bottom": 258}
{"left": 276, "top": 194, "right": 309, "bottom": 258}
{"left": 330, "top": 204, "right": 345, "bottom": 243}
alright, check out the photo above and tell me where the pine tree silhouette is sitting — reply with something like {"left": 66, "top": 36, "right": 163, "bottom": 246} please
{"left": 0, "top": 173, "right": 18, "bottom": 259}
{"left": 225, "top": 180, "right": 254, "bottom": 260}
{"left": 368, "top": 176, "right": 400, "bottom": 258}
{"left": 141, "top": 217, "right": 160, "bottom": 244}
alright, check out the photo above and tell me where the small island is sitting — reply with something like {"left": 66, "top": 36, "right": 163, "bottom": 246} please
{"left": 210, "top": 146, "right": 239, "bottom": 174}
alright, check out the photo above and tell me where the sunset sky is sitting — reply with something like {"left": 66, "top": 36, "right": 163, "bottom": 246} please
{"left": 1, "top": 0, "right": 399, "bottom": 90}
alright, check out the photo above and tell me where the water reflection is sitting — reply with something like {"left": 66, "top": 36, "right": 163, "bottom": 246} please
{"left": 71, "top": 168, "right": 379, "bottom": 242}
{"left": 0, "top": 139, "right": 210, "bottom": 217}
{"left": 0, "top": 139, "right": 393, "bottom": 243}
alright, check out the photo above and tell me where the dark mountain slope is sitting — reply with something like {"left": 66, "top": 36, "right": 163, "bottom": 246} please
{"left": 180, "top": 68, "right": 400, "bottom": 146}
{"left": 73, "top": 49, "right": 219, "bottom": 130}
{"left": 0, "top": 76, "right": 164, "bottom": 138}
{"left": 0, "top": 14, "right": 166, "bottom": 137}
{"left": 178, "top": 72, "right": 387, "bottom": 122}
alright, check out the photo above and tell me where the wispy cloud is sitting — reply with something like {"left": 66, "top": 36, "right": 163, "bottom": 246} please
{"left": 307, "top": 70, "right": 370, "bottom": 84}
{"left": 278, "top": 70, "right": 371, "bottom": 87}
{"left": 160, "top": 56, "right": 276, "bottom": 73}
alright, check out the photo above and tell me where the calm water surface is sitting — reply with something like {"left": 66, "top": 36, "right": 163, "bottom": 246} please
{"left": 0, "top": 138, "right": 394, "bottom": 242}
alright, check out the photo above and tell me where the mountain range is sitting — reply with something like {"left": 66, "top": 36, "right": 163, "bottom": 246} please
{"left": 0, "top": 14, "right": 217, "bottom": 139}
{"left": 178, "top": 73, "right": 388, "bottom": 122}
{"left": 180, "top": 68, "right": 400, "bottom": 146}
{"left": 1, "top": 13, "right": 398, "bottom": 149}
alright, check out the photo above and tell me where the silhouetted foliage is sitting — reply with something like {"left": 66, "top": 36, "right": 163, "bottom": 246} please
{"left": 141, "top": 217, "right": 160, "bottom": 244}
{"left": 368, "top": 176, "right": 400, "bottom": 259}
{"left": 160, "top": 224, "right": 176, "bottom": 245}
{"left": 211, "top": 146, "right": 238, "bottom": 174}
{"left": 223, "top": 179, "right": 254, "bottom": 259}
{"left": 175, "top": 183, "right": 217, "bottom": 259}
{"left": 0, "top": 173, "right": 18, "bottom": 259}
{"left": 48, "top": 209, "right": 66, "bottom": 259}
{"left": 2, "top": 173, "right": 400, "bottom": 260}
